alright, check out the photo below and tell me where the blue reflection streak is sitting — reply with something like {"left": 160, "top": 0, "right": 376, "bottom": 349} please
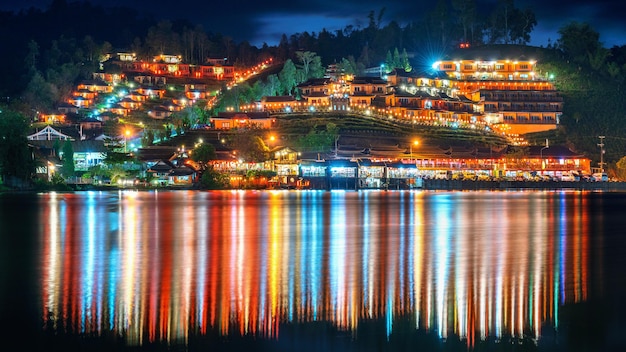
{"left": 80, "top": 194, "right": 97, "bottom": 333}
{"left": 108, "top": 195, "right": 120, "bottom": 330}
{"left": 386, "top": 291, "right": 393, "bottom": 340}
{"left": 310, "top": 192, "right": 321, "bottom": 320}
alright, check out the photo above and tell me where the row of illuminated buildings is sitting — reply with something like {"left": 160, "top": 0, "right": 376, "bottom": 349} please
{"left": 39, "top": 48, "right": 561, "bottom": 138}
{"left": 242, "top": 49, "right": 562, "bottom": 136}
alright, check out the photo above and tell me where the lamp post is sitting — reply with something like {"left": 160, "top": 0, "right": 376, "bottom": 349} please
{"left": 124, "top": 129, "right": 131, "bottom": 153}
{"left": 410, "top": 140, "right": 419, "bottom": 164}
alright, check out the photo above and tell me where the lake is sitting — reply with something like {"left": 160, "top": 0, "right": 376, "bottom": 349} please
{"left": 1, "top": 190, "right": 626, "bottom": 351}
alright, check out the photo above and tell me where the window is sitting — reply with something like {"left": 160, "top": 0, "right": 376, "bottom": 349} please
{"left": 464, "top": 64, "right": 473, "bottom": 70}
{"left": 443, "top": 64, "right": 453, "bottom": 69}
{"left": 495, "top": 64, "right": 504, "bottom": 70}
{"left": 519, "top": 64, "right": 529, "bottom": 70}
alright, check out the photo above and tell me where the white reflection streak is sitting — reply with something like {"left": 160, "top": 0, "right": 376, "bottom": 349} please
{"left": 517, "top": 273, "right": 524, "bottom": 337}
{"left": 435, "top": 198, "right": 450, "bottom": 338}
{"left": 412, "top": 194, "right": 423, "bottom": 329}
{"left": 533, "top": 218, "right": 543, "bottom": 339}
{"left": 120, "top": 192, "right": 137, "bottom": 341}
{"left": 330, "top": 193, "right": 346, "bottom": 329}
{"left": 495, "top": 229, "right": 504, "bottom": 338}
{"left": 455, "top": 222, "right": 466, "bottom": 339}
{"left": 479, "top": 250, "right": 487, "bottom": 340}
{"left": 45, "top": 194, "right": 59, "bottom": 326}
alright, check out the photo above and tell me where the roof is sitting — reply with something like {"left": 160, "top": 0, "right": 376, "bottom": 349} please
{"left": 303, "top": 91, "right": 328, "bottom": 97}
{"left": 29, "top": 140, "right": 108, "bottom": 153}
{"left": 169, "top": 165, "right": 196, "bottom": 176}
{"left": 147, "top": 160, "right": 175, "bottom": 172}
{"left": 350, "top": 76, "right": 387, "bottom": 85}
{"left": 78, "top": 118, "right": 103, "bottom": 124}
{"left": 443, "top": 44, "right": 545, "bottom": 62}
{"left": 261, "top": 95, "right": 296, "bottom": 103}
{"left": 216, "top": 111, "right": 270, "bottom": 119}
{"left": 28, "top": 125, "right": 74, "bottom": 140}
{"left": 526, "top": 145, "right": 586, "bottom": 158}
{"left": 297, "top": 78, "right": 332, "bottom": 87}
{"left": 137, "top": 146, "right": 178, "bottom": 161}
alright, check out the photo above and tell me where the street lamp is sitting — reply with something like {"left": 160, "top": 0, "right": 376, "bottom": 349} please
{"left": 268, "top": 134, "right": 276, "bottom": 148}
{"left": 410, "top": 140, "right": 419, "bottom": 164}
{"left": 124, "top": 128, "right": 131, "bottom": 153}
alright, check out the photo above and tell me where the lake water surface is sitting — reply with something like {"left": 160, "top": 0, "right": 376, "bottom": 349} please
{"left": 1, "top": 190, "right": 626, "bottom": 351}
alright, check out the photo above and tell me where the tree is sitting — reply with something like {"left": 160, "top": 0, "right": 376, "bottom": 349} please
{"left": 278, "top": 59, "right": 297, "bottom": 95}
{"left": 191, "top": 143, "right": 216, "bottom": 163}
{"left": 61, "top": 140, "right": 75, "bottom": 178}
{"left": 0, "top": 108, "right": 34, "bottom": 184}
{"left": 295, "top": 51, "right": 317, "bottom": 79}
{"left": 141, "top": 129, "right": 155, "bottom": 147}
{"left": 452, "top": 0, "right": 477, "bottom": 43}
{"left": 615, "top": 156, "right": 626, "bottom": 181}
{"left": 508, "top": 7, "right": 536, "bottom": 44}
{"left": 199, "top": 165, "right": 229, "bottom": 189}
{"left": 557, "top": 22, "right": 604, "bottom": 65}
{"left": 229, "top": 128, "right": 270, "bottom": 162}
{"left": 294, "top": 123, "right": 339, "bottom": 152}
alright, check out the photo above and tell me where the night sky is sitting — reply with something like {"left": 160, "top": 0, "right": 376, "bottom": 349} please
{"left": 2, "top": 0, "right": 625, "bottom": 48}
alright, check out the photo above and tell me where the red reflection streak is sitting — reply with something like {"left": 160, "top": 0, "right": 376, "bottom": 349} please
{"left": 147, "top": 204, "right": 159, "bottom": 342}
{"left": 580, "top": 195, "right": 588, "bottom": 302}
{"left": 158, "top": 201, "right": 173, "bottom": 342}
{"left": 65, "top": 200, "right": 78, "bottom": 332}
{"left": 207, "top": 202, "right": 221, "bottom": 334}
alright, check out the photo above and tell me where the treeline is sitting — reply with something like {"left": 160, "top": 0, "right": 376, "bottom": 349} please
{"left": 1, "top": 0, "right": 538, "bottom": 110}
{"left": 532, "top": 22, "right": 626, "bottom": 167}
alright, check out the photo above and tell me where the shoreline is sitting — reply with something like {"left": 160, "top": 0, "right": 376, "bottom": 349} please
{"left": 3, "top": 180, "right": 626, "bottom": 193}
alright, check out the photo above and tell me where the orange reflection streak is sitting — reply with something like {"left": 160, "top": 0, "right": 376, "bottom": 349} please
{"left": 38, "top": 191, "right": 594, "bottom": 347}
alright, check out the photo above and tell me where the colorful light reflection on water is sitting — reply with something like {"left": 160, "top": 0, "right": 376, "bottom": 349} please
{"left": 38, "top": 190, "right": 595, "bottom": 347}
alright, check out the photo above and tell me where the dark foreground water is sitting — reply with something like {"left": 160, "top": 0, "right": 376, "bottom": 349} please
{"left": 1, "top": 190, "right": 626, "bottom": 351}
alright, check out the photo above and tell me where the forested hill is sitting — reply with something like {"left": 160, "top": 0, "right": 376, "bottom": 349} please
{"left": 1, "top": 2, "right": 625, "bottom": 167}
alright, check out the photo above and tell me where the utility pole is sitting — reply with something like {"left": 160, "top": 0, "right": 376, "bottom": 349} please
{"left": 598, "top": 136, "right": 606, "bottom": 173}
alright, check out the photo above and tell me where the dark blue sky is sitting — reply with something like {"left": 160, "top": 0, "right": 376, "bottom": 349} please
{"left": 2, "top": 0, "right": 624, "bottom": 48}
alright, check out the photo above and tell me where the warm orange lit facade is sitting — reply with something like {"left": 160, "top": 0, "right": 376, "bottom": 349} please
{"left": 432, "top": 58, "right": 562, "bottom": 134}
